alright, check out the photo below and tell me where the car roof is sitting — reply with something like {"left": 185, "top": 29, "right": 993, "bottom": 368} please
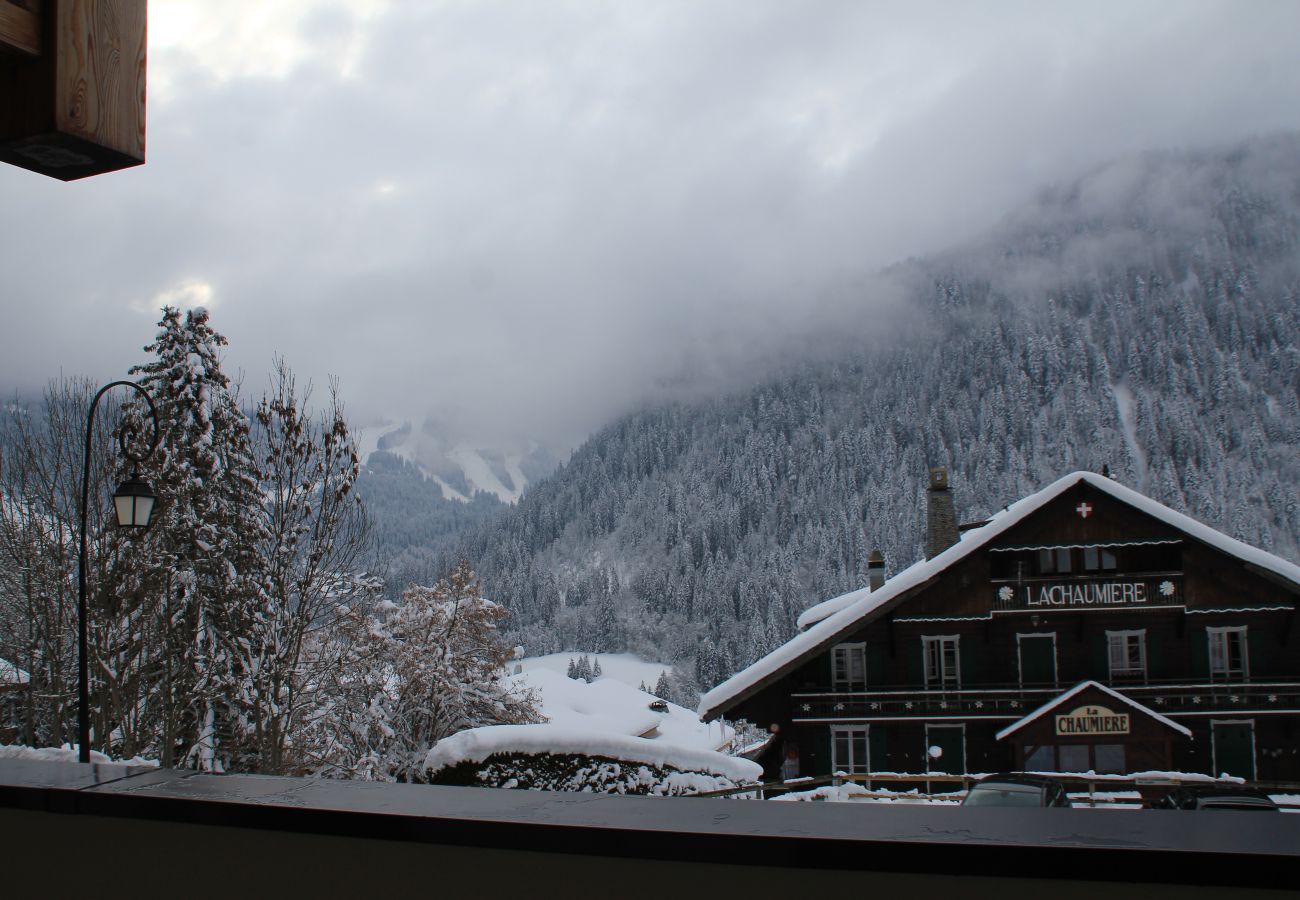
{"left": 973, "top": 773, "right": 1063, "bottom": 788}
{"left": 1174, "top": 786, "right": 1273, "bottom": 799}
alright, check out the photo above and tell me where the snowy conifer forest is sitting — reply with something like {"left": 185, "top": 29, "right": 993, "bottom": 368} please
{"left": 426, "top": 136, "right": 1300, "bottom": 704}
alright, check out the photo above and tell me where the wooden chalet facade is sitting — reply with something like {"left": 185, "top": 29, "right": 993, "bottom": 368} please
{"left": 700, "top": 470, "right": 1300, "bottom": 783}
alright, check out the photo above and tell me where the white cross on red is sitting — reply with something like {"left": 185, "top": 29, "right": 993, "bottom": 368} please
{"left": 1076, "top": 501, "right": 1093, "bottom": 519}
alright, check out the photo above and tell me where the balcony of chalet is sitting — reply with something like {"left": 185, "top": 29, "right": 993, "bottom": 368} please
{"left": 790, "top": 677, "right": 1300, "bottom": 723}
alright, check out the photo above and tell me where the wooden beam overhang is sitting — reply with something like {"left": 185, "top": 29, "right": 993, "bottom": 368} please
{"left": 0, "top": 1, "right": 41, "bottom": 58}
{"left": 1244, "top": 561, "right": 1300, "bottom": 597}
{"left": 0, "top": 0, "right": 146, "bottom": 180}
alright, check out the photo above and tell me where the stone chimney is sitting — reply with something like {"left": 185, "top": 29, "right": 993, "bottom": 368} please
{"left": 867, "top": 549, "right": 885, "bottom": 591}
{"left": 926, "top": 467, "right": 960, "bottom": 559}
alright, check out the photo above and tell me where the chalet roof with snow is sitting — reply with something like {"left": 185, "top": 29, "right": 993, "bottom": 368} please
{"left": 699, "top": 471, "right": 1300, "bottom": 721}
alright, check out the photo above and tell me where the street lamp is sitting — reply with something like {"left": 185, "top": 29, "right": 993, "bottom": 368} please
{"left": 78, "top": 381, "right": 160, "bottom": 763}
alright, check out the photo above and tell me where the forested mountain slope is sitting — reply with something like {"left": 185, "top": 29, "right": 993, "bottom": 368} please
{"left": 444, "top": 136, "right": 1300, "bottom": 702}
{"left": 356, "top": 450, "right": 507, "bottom": 591}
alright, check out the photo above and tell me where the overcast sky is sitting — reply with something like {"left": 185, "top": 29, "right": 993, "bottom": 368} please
{"left": 3, "top": 1, "right": 1299, "bottom": 448}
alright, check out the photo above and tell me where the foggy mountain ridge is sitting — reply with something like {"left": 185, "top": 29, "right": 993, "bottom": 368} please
{"left": 404, "top": 135, "right": 1300, "bottom": 702}
{"left": 355, "top": 417, "right": 560, "bottom": 504}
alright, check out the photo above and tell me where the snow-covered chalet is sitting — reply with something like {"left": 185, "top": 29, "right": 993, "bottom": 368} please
{"left": 699, "top": 470, "right": 1300, "bottom": 783}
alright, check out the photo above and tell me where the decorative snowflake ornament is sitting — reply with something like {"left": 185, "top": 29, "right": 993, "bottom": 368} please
{"left": 1159, "top": 580, "right": 1176, "bottom": 597}
{"left": 998, "top": 586, "right": 1014, "bottom": 603}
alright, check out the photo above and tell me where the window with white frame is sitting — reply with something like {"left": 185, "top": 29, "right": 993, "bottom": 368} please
{"left": 832, "top": 642, "right": 867, "bottom": 690}
{"left": 1208, "top": 626, "right": 1249, "bottom": 679}
{"left": 831, "top": 726, "right": 869, "bottom": 775}
{"left": 1107, "top": 629, "right": 1147, "bottom": 679}
{"left": 922, "top": 635, "right": 960, "bottom": 689}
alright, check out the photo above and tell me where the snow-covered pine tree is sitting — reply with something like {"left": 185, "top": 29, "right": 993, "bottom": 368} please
{"left": 591, "top": 657, "right": 602, "bottom": 679}
{"left": 126, "top": 306, "right": 271, "bottom": 770}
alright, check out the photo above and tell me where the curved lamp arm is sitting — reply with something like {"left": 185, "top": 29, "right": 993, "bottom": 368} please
{"left": 78, "top": 380, "right": 160, "bottom": 763}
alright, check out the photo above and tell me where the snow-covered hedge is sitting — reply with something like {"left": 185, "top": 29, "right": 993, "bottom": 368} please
{"left": 431, "top": 750, "right": 751, "bottom": 796}
{"left": 425, "top": 724, "right": 761, "bottom": 795}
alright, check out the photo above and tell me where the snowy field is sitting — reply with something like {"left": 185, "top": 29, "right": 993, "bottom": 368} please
{"left": 515, "top": 652, "right": 672, "bottom": 692}
{"left": 424, "top": 652, "right": 760, "bottom": 789}
{"left": 512, "top": 653, "right": 735, "bottom": 752}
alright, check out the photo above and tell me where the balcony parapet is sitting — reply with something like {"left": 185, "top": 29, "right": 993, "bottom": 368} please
{"left": 1, "top": 758, "right": 1299, "bottom": 894}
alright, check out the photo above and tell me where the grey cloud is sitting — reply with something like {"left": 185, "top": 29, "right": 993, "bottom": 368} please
{"left": 3, "top": 1, "right": 1299, "bottom": 448}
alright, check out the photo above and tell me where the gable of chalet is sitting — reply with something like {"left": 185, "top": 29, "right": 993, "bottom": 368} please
{"left": 994, "top": 679, "right": 1193, "bottom": 742}
{"left": 698, "top": 471, "right": 1300, "bottom": 721}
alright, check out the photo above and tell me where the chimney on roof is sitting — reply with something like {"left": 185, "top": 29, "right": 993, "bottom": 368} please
{"left": 867, "top": 549, "right": 885, "bottom": 591}
{"left": 926, "top": 467, "right": 960, "bottom": 560}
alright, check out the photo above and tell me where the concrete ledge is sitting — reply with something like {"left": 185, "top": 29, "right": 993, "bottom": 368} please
{"left": 1, "top": 760, "right": 1297, "bottom": 897}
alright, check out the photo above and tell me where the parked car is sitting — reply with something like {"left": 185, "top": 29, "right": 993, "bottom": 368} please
{"left": 961, "top": 773, "right": 1071, "bottom": 808}
{"left": 1152, "top": 786, "right": 1280, "bottom": 811}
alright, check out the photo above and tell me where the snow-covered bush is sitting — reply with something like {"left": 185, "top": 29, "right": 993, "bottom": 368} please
{"left": 425, "top": 723, "right": 761, "bottom": 794}
{"left": 431, "top": 750, "right": 750, "bottom": 796}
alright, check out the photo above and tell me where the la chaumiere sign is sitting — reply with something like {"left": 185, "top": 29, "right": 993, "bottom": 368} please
{"left": 994, "top": 577, "right": 1181, "bottom": 612}
{"left": 1056, "top": 705, "right": 1131, "bottom": 737}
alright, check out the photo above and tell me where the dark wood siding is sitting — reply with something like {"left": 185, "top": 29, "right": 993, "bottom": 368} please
{"left": 725, "top": 477, "right": 1300, "bottom": 782}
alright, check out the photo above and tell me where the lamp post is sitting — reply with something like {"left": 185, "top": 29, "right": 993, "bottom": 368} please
{"left": 78, "top": 381, "right": 160, "bottom": 764}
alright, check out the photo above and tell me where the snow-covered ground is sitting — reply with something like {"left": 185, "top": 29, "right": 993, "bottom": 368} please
{"left": 515, "top": 654, "right": 724, "bottom": 748}
{"left": 517, "top": 652, "right": 672, "bottom": 694}
{"left": 775, "top": 783, "right": 963, "bottom": 805}
{"left": 0, "top": 745, "right": 158, "bottom": 767}
{"left": 774, "top": 777, "right": 1300, "bottom": 810}
{"left": 511, "top": 656, "right": 727, "bottom": 752}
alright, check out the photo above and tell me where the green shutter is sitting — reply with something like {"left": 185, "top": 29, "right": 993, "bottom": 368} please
{"left": 814, "top": 728, "right": 832, "bottom": 777}
{"left": 869, "top": 725, "right": 889, "bottom": 773}
{"left": 959, "top": 637, "right": 976, "bottom": 687}
{"left": 1191, "top": 628, "right": 1209, "bottom": 678}
{"left": 1147, "top": 631, "right": 1164, "bottom": 679}
{"left": 1246, "top": 626, "right": 1264, "bottom": 678}
{"left": 867, "top": 645, "right": 886, "bottom": 685}
{"left": 907, "top": 639, "right": 924, "bottom": 687}
{"left": 1090, "top": 632, "right": 1108, "bottom": 681}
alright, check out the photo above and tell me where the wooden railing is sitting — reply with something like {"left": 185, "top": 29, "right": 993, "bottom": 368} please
{"left": 790, "top": 677, "right": 1300, "bottom": 720}
{"left": 696, "top": 771, "right": 1300, "bottom": 805}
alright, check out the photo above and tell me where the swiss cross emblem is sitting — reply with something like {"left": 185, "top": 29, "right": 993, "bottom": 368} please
{"left": 1076, "top": 502, "right": 1093, "bottom": 519}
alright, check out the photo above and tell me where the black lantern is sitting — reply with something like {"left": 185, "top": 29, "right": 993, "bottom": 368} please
{"left": 112, "top": 471, "right": 157, "bottom": 529}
